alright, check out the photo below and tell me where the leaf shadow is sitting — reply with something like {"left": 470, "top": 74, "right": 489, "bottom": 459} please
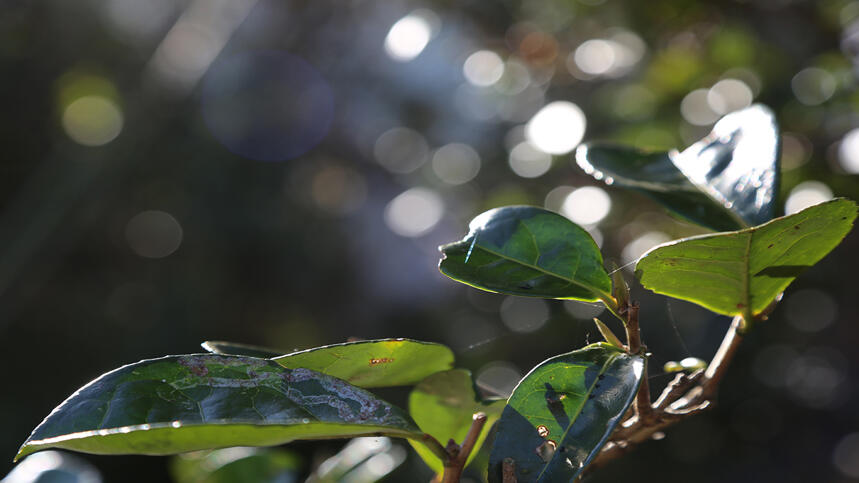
{"left": 754, "top": 265, "right": 811, "bottom": 278}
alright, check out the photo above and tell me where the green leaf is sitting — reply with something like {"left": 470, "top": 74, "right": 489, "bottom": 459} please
{"left": 171, "top": 447, "right": 302, "bottom": 483}
{"left": 574, "top": 144, "right": 742, "bottom": 231}
{"left": 635, "top": 198, "right": 857, "bottom": 319}
{"left": 202, "top": 341, "right": 287, "bottom": 358}
{"left": 488, "top": 343, "right": 644, "bottom": 482}
{"left": 408, "top": 369, "right": 505, "bottom": 474}
{"left": 575, "top": 105, "right": 780, "bottom": 231}
{"left": 16, "top": 354, "right": 423, "bottom": 462}
{"left": 671, "top": 104, "right": 780, "bottom": 227}
{"left": 272, "top": 339, "right": 454, "bottom": 388}
{"left": 439, "top": 206, "right": 612, "bottom": 302}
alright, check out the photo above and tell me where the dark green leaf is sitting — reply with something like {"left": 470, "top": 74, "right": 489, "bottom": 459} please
{"left": 574, "top": 144, "right": 742, "bottom": 231}
{"left": 672, "top": 104, "right": 780, "bottom": 227}
{"left": 272, "top": 339, "right": 455, "bottom": 388}
{"left": 171, "top": 447, "right": 301, "bottom": 483}
{"left": 488, "top": 343, "right": 643, "bottom": 482}
{"left": 202, "top": 341, "right": 288, "bottom": 358}
{"left": 439, "top": 206, "right": 612, "bottom": 303}
{"left": 16, "top": 354, "right": 422, "bottom": 462}
{"left": 575, "top": 105, "right": 780, "bottom": 231}
{"left": 408, "top": 369, "right": 505, "bottom": 474}
{"left": 635, "top": 198, "right": 857, "bottom": 319}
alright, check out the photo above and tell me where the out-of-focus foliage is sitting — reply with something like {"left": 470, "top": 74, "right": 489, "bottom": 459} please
{"left": 2, "top": 0, "right": 859, "bottom": 481}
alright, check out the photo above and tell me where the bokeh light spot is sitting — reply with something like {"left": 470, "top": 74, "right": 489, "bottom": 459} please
{"left": 621, "top": 232, "right": 670, "bottom": 267}
{"left": 500, "top": 296, "right": 549, "bottom": 333}
{"left": 463, "top": 50, "right": 504, "bottom": 87}
{"left": 311, "top": 165, "right": 367, "bottom": 215}
{"left": 525, "top": 101, "right": 586, "bottom": 154}
{"left": 431, "top": 143, "right": 481, "bottom": 185}
{"left": 509, "top": 141, "right": 552, "bottom": 178}
{"left": 476, "top": 361, "right": 521, "bottom": 398}
{"left": 783, "top": 288, "right": 838, "bottom": 333}
{"left": 784, "top": 180, "right": 833, "bottom": 214}
{"left": 61, "top": 96, "right": 124, "bottom": 146}
{"left": 384, "top": 188, "right": 444, "bottom": 237}
{"left": 384, "top": 10, "right": 437, "bottom": 62}
{"left": 681, "top": 89, "right": 719, "bottom": 126}
{"left": 838, "top": 128, "right": 859, "bottom": 173}
{"left": 374, "top": 127, "right": 429, "bottom": 174}
{"left": 125, "top": 210, "right": 183, "bottom": 259}
{"left": 561, "top": 186, "right": 611, "bottom": 225}
{"left": 201, "top": 51, "right": 334, "bottom": 162}
{"left": 791, "top": 67, "right": 836, "bottom": 106}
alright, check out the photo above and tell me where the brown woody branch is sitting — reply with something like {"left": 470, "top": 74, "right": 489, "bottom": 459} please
{"left": 587, "top": 313, "right": 746, "bottom": 474}
{"left": 440, "top": 412, "right": 488, "bottom": 483}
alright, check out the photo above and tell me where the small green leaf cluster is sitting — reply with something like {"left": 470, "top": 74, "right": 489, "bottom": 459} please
{"left": 13, "top": 106, "right": 857, "bottom": 482}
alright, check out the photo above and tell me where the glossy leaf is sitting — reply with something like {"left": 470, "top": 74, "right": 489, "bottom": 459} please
{"left": 575, "top": 105, "right": 780, "bottom": 231}
{"left": 408, "top": 369, "right": 505, "bottom": 474}
{"left": 574, "top": 144, "right": 742, "bottom": 231}
{"left": 636, "top": 198, "right": 857, "bottom": 319}
{"left": 171, "top": 447, "right": 301, "bottom": 483}
{"left": 671, "top": 104, "right": 780, "bottom": 227}
{"left": 202, "top": 341, "right": 287, "bottom": 358}
{"left": 439, "top": 206, "right": 612, "bottom": 302}
{"left": 16, "top": 354, "right": 423, "bottom": 462}
{"left": 488, "top": 343, "right": 643, "bottom": 482}
{"left": 272, "top": 339, "right": 454, "bottom": 388}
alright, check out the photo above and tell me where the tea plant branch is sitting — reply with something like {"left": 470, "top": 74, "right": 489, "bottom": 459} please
{"left": 622, "top": 301, "right": 655, "bottom": 425}
{"left": 585, "top": 313, "right": 747, "bottom": 474}
{"left": 440, "top": 412, "right": 488, "bottom": 483}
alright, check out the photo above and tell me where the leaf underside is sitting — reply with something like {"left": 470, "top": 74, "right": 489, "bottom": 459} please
{"left": 439, "top": 206, "right": 612, "bottom": 302}
{"left": 16, "top": 355, "right": 420, "bottom": 462}
{"left": 635, "top": 198, "right": 857, "bottom": 318}
{"left": 575, "top": 104, "right": 779, "bottom": 232}
{"left": 408, "top": 369, "right": 505, "bottom": 474}
{"left": 671, "top": 104, "right": 780, "bottom": 227}
{"left": 574, "top": 144, "right": 742, "bottom": 232}
{"left": 488, "top": 343, "right": 644, "bottom": 483}
{"left": 272, "top": 338, "right": 455, "bottom": 388}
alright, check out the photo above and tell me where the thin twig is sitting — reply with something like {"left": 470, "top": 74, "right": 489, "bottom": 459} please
{"left": 624, "top": 302, "right": 655, "bottom": 424}
{"left": 586, "top": 313, "right": 750, "bottom": 474}
{"left": 440, "top": 412, "right": 488, "bottom": 483}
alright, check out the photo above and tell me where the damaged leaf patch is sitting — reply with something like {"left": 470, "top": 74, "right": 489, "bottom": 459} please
{"left": 16, "top": 354, "right": 421, "bottom": 461}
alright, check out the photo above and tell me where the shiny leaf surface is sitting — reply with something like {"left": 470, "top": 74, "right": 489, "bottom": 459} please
{"left": 16, "top": 355, "right": 422, "bottom": 461}
{"left": 671, "top": 104, "right": 780, "bottom": 227}
{"left": 574, "top": 144, "right": 742, "bottom": 231}
{"left": 636, "top": 199, "right": 857, "bottom": 319}
{"left": 488, "top": 343, "right": 643, "bottom": 482}
{"left": 273, "top": 339, "right": 454, "bottom": 388}
{"left": 202, "top": 341, "right": 287, "bottom": 358}
{"left": 439, "top": 206, "right": 612, "bottom": 302}
{"left": 408, "top": 369, "right": 505, "bottom": 474}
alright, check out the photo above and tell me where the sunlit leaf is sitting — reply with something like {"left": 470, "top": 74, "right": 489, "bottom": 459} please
{"left": 670, "top": 104, "right": 780, "bottom": 227}
{"left": 202, "top": 341, "right": 288, "bottom": 358}
{"left": 273, "top": 339, "right": 454, "bottom": 388}
{"left": 575, "top": 144, "right": 742, "bottom": 231}
{"left": 635, "top": 199, "right": 857, "bottom": 319}
{"left": 575, "top": 105, "right": 780, "bottom": 231}
{"left": 16, "top": 355, "right": 423, "bottom": 462}
{"left": 408, "top": 369, "right": 505, "bottom": 474}
{"left": 439, "top": 206, "right": 612, "bottom": 302}
{"left": 488, "top": 343, "right": 643, "bottom": 482}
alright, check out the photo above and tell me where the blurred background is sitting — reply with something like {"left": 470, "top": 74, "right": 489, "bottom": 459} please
{"left": 2, "top": 0, "right": 859, "bottom": 481}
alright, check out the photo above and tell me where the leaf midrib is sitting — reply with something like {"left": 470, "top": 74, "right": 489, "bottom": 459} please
{"left": 473, "top": 243, "right": 610, "bottom": 300}
{"left": 535, "top": 353, "right": 617, "bottom": 482}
